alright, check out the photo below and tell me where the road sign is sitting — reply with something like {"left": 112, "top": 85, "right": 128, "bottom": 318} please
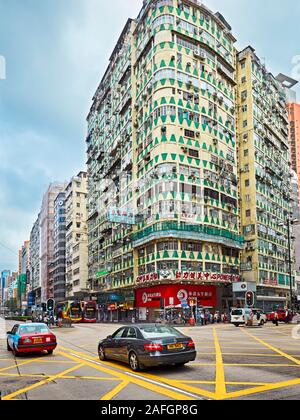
{"left": 233, "top": 282, "right": 247, "bottom": 292}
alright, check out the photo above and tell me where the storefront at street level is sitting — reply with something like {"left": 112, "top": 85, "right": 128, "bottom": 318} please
{"left": 97, "top": 290, "right": 135, "bottom": 322}
{"left": 135, "top": 284, "right": 217, "bottom": 323}
{"left": 135, "top": 271, "right": 241, "bottom": 320}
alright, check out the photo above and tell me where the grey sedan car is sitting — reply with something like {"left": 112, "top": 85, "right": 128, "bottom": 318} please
{"left": 98, "top": 324, "right": 197, "bottom": 371}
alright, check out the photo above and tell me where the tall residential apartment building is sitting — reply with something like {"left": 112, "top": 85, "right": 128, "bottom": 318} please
{"left": 65, "top": 172, "right": 88, "bottom": 299}
{"left": 287, "top": 92, "right": 300, "bottom": 280}
{"left": 0, "top": 270, "right": 10, "bottom": 307}
{"left": 30, "top": 215, "right": 41, "bottom": 305}
{"left": 21, "top": 241, "right": 30, "bottom": 275}
{"left": 87, "top": 0, "right": 243, "bottom": 320}
{"left": 40, "top": 183, "right": 66, "bottom": 303}
{"left": 53, "top": 192, "right": 67, "bottom": 303}
{"left": 17, "top": 241, "right": 30, "bottom": 308}
{"left": 237, "top": 46, "right": 293, "bottom": 311}
{"left": 288, "top": 101, "right": 300, "bottom": 207}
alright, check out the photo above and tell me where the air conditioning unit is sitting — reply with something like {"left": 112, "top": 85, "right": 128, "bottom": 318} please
{"left": 193, "top": 49, "right": 206, "bottom": 60}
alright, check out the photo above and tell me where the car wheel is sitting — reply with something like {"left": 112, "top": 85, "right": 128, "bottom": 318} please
{"left": 129, "top": 351, "right": 141, "bottom": 372}
{"left": 175, "top": 363, "right": 186, "bottom": 367}
{"left": 98, "top": 346, "right": 107, "bottom": 361}
{"left": 12, "top": 345, "right": 20, "bottom": 357}
{"left": 7, "top": 340, "right": 11, "bottom": 351}
{"left": 234, "top": 324, "right": 240, "bottom": 327}
{"left": 260, "top": 320, "right": 264, "bottom": 326}
{"left": 47, "top": 350, "right": 54, "bottom": 355}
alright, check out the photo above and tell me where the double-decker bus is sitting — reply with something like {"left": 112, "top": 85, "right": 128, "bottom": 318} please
{"left": 65, "top": 301, "right": 82, "bottom": 323}
{"left": 81, "top": 301, "right": 97, "bottom": 323}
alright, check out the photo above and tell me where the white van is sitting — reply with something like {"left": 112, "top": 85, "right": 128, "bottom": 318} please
{"left": 231, "top": 308, "right": 266, "bottom": 327}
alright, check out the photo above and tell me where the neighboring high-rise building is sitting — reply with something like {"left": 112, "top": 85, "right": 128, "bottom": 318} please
{"left": 18, "top": 249, "right": 22, "bottom": 274}
{"left": 40, "top": 183, "right": 66, "bottom": 303}
{"left": 288, "top": 101, "right": 300, "bottom": 206}
{"left": 30, "top": 215, "right": 41, "bottom": 306}
{"left": 6, "top": 272, "right": 18, "bottom": 308}
{"left": 291, "top": 171, "right": 300, "bottom": 222}
{"left": 86, "top": 0, "right": 244, "bottom": 321}
{"left": 53, "top": 192, "right": 67, "bottom": 303}
{"left": 237, "top": 46, "right": 293, "bottom": 312}
{"left": 21, "top": 241, "right": 30, "bottom": 275}
{"left": 0, "top": 270, "right": 10, "bottom": 308}
{"left": 65, "top": 172, "right": 88, "bottom": 299}
{"left": 17, "top": 241, "right": 30, "bottom": 309}
{"left": 287, "top": 87, "right": 300, "bottom": 281}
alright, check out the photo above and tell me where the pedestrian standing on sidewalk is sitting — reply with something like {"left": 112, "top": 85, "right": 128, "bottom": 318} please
{"left": 200, "top": 311, "right": 205, "bottom": 326}
{"left": 274, "top": 311, "right": 279, "bottom": 327}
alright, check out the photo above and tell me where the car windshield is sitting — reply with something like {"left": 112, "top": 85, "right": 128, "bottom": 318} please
{"left": 19, "top": 325, "right": 50, "bottom": 336}
{"left": 139, "top": 325, "right": 184, "bottom": 339}
{"left": 232, "top": 310, "right": 243, "bottom": 316}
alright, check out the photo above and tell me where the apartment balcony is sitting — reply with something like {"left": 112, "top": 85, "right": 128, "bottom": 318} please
{"left": 217, "top": 62, "right": 236, "bottom": 85}
{"left": 133, "top": 222, "right": 244, "bottom": 250}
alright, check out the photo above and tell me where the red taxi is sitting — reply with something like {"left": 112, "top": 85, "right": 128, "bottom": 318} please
{"left": 7, "top": 323, "right": 57, "bottom": 357}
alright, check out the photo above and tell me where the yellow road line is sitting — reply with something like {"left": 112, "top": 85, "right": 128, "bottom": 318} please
{"left": 0, "top": 372, "right": 118, "bottom": 381}
{"left": 213, "top": 327, "right": 226, "bottom": 399}
{"left": 100, "top": 380, "right": 130, "bottom": 400}
{"left": 173, "top": 380, "right": 215, "bottom": 385}
{"left": 63, "top": 376, "right": 119, "bottom": 381}
{"left": 221, "top": 353, "right": 285, "bottom": 357}
{"left": 2, "top": 363, "right": 85, "bottom": 400}
{"left": 0, "top": 359, "right": 37, "bottom": 373}
{"left": 224, "top": 378, "right": 300, "bottom": 400}
{"left": 0, "top": 372, "right": 47, "bottom": 379}
{"left": 30, "top": 360, "right": 78, "bottom": 364}
{"left": 224, "top": 363, "right": 299, "bottom": 367}
{"left": 242, "top": 329, "right": 300, "bottom": 366}
{"left": 226, "top": 382, "right": 271, "bottom": 386}
{"left": 59, "top": 346, "right": 216, "bottom": 400}
{"left": 59, "top": 349, "right": 196, "bottom": 400}
{"left": 174, "top": 380, "right": 271, "bottom": 386}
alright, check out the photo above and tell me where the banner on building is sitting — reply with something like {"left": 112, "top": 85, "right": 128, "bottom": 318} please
{"left": 136, "top": 271, "right": 240, "bottom": 285}
{"left": 107, "top": 207, "right": 135, "bottom": 225}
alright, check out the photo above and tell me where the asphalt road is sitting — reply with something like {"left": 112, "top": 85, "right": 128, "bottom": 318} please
{"left": 1, "top": 320, "right": 300, "bottom": 400}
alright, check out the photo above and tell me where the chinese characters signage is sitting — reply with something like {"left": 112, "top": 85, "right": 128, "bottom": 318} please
{"left": 136, "top": 271, "right": 240, "bottom": 284}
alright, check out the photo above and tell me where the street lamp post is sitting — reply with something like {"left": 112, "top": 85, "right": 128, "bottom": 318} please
{"left": 287, "top": 219, "right": 293, "bottom": 312}
{"left": 279, "top": 217, "right": 296, "bottom": 312}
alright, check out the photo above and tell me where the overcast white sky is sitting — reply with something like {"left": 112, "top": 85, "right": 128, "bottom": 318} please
{"left": 0, "top": 0, "right": 299, "bottom": 271}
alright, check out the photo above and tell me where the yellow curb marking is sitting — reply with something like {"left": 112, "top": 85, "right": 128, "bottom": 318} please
{"left": 101, "top": 380, "right": 130, "bottom": 400}
{"left": 2, "top": 363, "right": 85, "bottom": 400}
{"left": 213, "top": 327, "right": 226, "bottom": 399}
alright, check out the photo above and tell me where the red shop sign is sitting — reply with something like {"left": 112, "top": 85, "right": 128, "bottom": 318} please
{"left": 135, "top": 284, "right": 217, "bottom": 308}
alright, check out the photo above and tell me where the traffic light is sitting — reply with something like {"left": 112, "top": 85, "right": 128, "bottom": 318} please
{"left": 47, "top": 299, "right": 55, "bottom": 312}
{"left": 245, "top": 291, "right": 254, "bottom": 308}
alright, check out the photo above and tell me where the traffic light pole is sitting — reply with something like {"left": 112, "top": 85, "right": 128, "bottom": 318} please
{"left": 287, "top": 218, "right": 294, "bottom": 312}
